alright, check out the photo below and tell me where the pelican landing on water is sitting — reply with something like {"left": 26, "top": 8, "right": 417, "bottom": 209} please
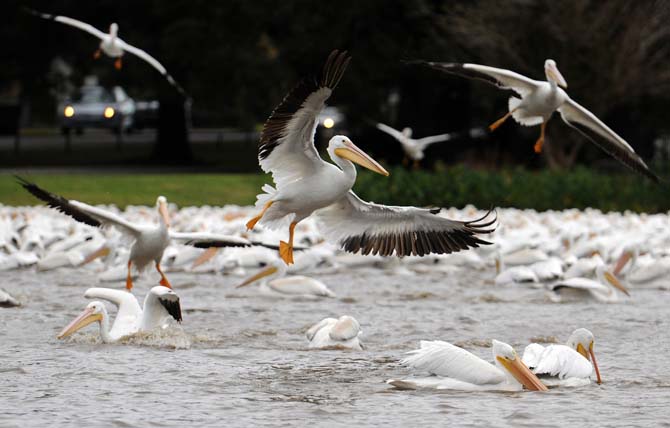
{"left": 413, "top": 59, "right": 659, "bottom": 183}
{"left": 247, "top": 50, "right": 496, "bottom": 265}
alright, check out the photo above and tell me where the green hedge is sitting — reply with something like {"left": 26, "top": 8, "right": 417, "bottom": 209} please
{"left": 353, "top": 165, "right": 668, "bottom": 213}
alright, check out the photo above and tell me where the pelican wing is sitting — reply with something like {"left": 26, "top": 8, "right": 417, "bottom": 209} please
{"left": 147, "top": 286, "right": 182, "bottom": 323}
{"left": 375, "top": 123, "right": 408, "bottom": 142}
{"left": 415, "top": 133, "right": 452, "bottom": 148}
{"left": 259, "top": 50, "right": 351, "bottom": 188}
{"left": 548, "top": 277, "right": 605, "bottom": 292}
{"left": 524, "top": 344, "right": 593, "bottom": 379}
{"left": 315, "top": 191, "right": 495, "bottom": 256}
{"left": 402, "top": 340, "right": 506, "bottom": 385}
{"left": 329, "top": 316, "right": 360, "bottom": 341}
{"left": 0, "top": 288, "right": 20, "bottom": 308}
{"left": 169, "top": 231, "right": 252, "bottom": 248}
{"left": 416, "top": 61, "right": 541, "bottom": 97}
{"left": 306, "top": 318, "right": 337, "bottom": 341}
{"left": 558, "top": 99, "right": 659, "bottom": 182}
{"left": 84, "top": 287, "right": 142, "bottom": 335}
{"left": 29, "top": 10, "right": 107, "bottom": 40}
{"left": 116, "top": 40, "right": 188, "bottom": 97}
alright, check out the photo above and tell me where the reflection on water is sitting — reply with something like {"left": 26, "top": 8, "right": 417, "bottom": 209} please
{"left": 0, "top": 265, "right": 668, "bottom": 427}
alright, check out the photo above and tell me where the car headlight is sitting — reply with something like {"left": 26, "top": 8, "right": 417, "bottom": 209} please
{"left": 323, "top": 118, "right": 335, "bottom": 128}
{"left": 64, "top": 106, "right": 75, "bottom": 118}
{"left": 103, "top": 107, "right": 115, "bottom": 119}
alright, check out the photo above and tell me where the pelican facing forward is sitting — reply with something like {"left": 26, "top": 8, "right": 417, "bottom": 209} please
{"left": 247, "top": 50, "right": 496, "bottom": 265}
{"left": 416, "top": 59, "right": 658, "bottom": 182}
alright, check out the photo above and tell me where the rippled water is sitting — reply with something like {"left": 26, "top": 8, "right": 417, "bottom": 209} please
{"left": 1, "top": 262, "right": 669, "bottom": 427}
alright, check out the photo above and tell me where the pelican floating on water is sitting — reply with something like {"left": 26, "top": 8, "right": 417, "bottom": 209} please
{"left": 28, "top": 9, "right": 187, "bottom": 97}
{"left": 522, "top": 328, "right": 601, "bottom": 385}
{"left": 306, "top": 315, "right": 363, "bottom": 350}
{"left": 58, "top": 286, "right": 182, "bottom": 343}
{"left": 388, "top": 339, "right": 547, "bottom": 391}
{"left": 0, "top": 288, "right": 20, "bottom": 307}
{"left": 416, "top": 59, "right": 658, "bottom": 182}
{"left": 547, "top": 264, "right": 629, "bottom": 303}
{"left": 237, "top": 259, "right": 336, "bottom": 298}
{"left": 18, "top": 178, "right": 259, "bottom": 290}
{"left": 247, "top": 50, "right": 496, "bottom": 265}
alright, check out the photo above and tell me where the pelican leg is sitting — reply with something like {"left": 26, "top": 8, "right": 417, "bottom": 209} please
{"left": 279, "top": 222, "right": 297, "bottom": 265}
{"left": 114, "top": 57, "right": 123, "bottom": 70}
{"left": 125, "top": 260, "right": 133, "bottom": 292}
{"left": 412, "top": 159, "right": 420, "bottom": 170}
{"left": 534, "top": 121, "right": 547, "bottom": 153}
{"left": 489, "top": 108, "right": 517, "bottom": 131}
{"left": 93, "top": 49, "right": 102, "bottom": 59}
{"left": 192, "top": 247, "right": 219, "bottom": 268}
{"left": 156, "top": 262, "right": 172, "bottom": 289}
{"left": 402, "top": 156, "right": 409, "bottom": 167}
{"left": 246, "top": 201, "right": 273, "bottom": 230}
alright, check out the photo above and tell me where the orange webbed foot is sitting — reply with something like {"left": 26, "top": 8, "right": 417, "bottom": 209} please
{"left": 278, "top": 241, "right": 294, "bottom": 265}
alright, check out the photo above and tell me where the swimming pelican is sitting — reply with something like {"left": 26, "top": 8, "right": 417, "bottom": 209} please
{"left": 306, "top": 315, "right": 363, "bottom": 350}
{"left": 375, "top": 123, "right": 455, "bottom": 168}
{"left": 388, "top": 339, "right": 547, "bottom": 391}
{"left": 415, "top": 59, "right": 658, "bottom": 182}
{"left": 247, "top": 50, "right": 496, "bottom": 265}
{"left": 58, "top": 286, "right": 181, "bottom": 343}
{"left": 523, "top": 328, "right": 601, "bottom": 385}
{"left": 0, "top": 288, "right": 20, "bottom": 307}
{"left": 28, "top": 9, "right": 187, "bottom": 97}
{"left": 237, "top": 259, "right": 336, "bottom": 298}
{"left": 547, "top": 264, "right": 629, "bottom": 303}
{"left": 18, "top": 178, "right": 257, "bottom": 290}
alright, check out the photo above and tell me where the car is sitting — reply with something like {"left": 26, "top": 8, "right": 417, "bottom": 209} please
{"left": 59, "top": 84, "right": 136, "bottom": 135}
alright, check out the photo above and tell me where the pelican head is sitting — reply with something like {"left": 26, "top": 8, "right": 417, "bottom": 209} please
{"left": 329, "top": 136, "right": 389, "bottom": 176}
{"left": 492, "top": 340, "right": 548, "bottom": 391}
{"left": 595, "top": 264, "right": 629, "bottom": 296}
{"left": 57, "top": 301, "right": 105, "bottom": 339}
{"left": 544, "top": 59, "right": 567, "bottom": 88}
{"left": 401, "top": 127, "right": 413, "bottom": 138}
{"left": 567, "top": 328, "right": 602, "bottom": 384}
{"left": 109, "top": 23, "right": 118, "bottom": 37}
{"left": 236, "top": 261, "right": 287, "bottom": 288}
{"left": 156, "top": 196, "right": 170, "bottom": 227}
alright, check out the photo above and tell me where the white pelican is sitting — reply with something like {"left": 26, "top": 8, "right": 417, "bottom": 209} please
{"left": 388, "top": 340, "right": 547, "bottom": 391}
{"left": 375, "top": 123, "right": 456, "bottom": 167}
{"left": 416, "top": 59, "right": 658, "bottom": 182}
{"left": 29, "top": 9, "right": 187, "bottom": 97}
{"left": 613, "top": 246, "right": 670, "bottom": 286}
{"left": 306, "top": 315, "right": 363, "bottom": 350}
{"left": 237, "top": 260, "right": 336, "bottom": 298}
{"left": 0, "top": 288, "right": 20, "bottom": 307}
{"left": 247, "top": 50, "right": 496, "bottom": 265}
{"left": 58, "top": 286, "right": 181, "bottom": 343}
{"left": 547, "top": 264, "right": 629, "bottom": 303}
{"left": 522, "top": 328, "right": 601, "bottom": 386}
{"left": 18, "top": 178, "right": 259, "bottom": 290}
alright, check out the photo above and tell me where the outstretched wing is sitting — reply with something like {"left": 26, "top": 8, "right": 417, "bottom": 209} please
{"left": 84, "top": 287, "right": 142, "bottom": 321}
{"left": 28, "top": 9, "right": 107, "bottom": 40}
{"left": 414, "top": 61, "right": 541, "bottom": 97}
{"left": 17, "top": 177, "right": 142, "bottom": 237}
{"left": 169, "top": 231, "right": 252, "bottom": 248}
{"left": 376, "top": 123, "right": 408, "bottom": 142}
{"left": 415, "top": 133, "right": 453, "bottom": 148}
{"left": 259, "top": 50, "right": 350, "bottom": 189}
{"left": 402, "top": 340, "right": 505, "bottom": 385}
{"left": 117, "top": 40, "right": 188, "bottom": 98}
{"left": 559, "top": 98, "right": 659, "bottom": 183}
{"left": 315, "top": 191, "right": 495, "bottom": 257}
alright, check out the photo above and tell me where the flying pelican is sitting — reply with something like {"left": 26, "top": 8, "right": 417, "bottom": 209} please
{"left": 18, "top": 178, "right": 260, "bottom": 291}
{"left": 375, "top": 123, "right": 468, "bottom": 168}
{"left": 236, "top": 259, "right": 336, "bottom": 298}
{"left": 58, "top": 286, "right": 181, "bottom": 343}
{"left": 415, "top": 59, "right": 658, "bottom": 182}
{"left": 387, "top": 339, "right": 547, "bottom": 391}
{"left": 306, "top": 315, "right": 363, "bottom": 350}
{"left": 28, "top": 9, "right": 187, "bottom": 97}
{"left": 246, "top": 50, "right": 496, "bottom": 264}
{"left": 547, "top": 264, "right": 629, "bottom": 303}
{"left": 522, "top": 328, "right": 601, "bottom": 386}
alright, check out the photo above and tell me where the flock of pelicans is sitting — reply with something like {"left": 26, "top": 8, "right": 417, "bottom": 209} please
{"left": 6, "top": 13, "right": 667, "bottom": 393}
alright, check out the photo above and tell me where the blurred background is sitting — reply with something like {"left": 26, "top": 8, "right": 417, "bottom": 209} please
{"left": 1, "top": 0, "right": 669, "bottom": 211}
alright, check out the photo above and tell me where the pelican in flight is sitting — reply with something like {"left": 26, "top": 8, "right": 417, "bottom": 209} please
{"left": 416, "top": 59, "right": 658, "bottom": 182}
{"left": 546, "top": 264, "right": 629, "bottom": 303}
{"left": 375, "top": 123, "right": 467, "bottom": 168}
{"left": 247, "top": 50, "right": 496, "bottom": 265}
{"left": 58, "top": 286, "right": 181, "bottom": 343}
{"left": 28, "top": 9, "right": 187, "bottom": 97}
{"left": 388, "top": 339, "right": 547, "bottom": 391}
{"left": 237, "top": 259, "right": 336, "bottom": 298}
{"left": 306, "top": 315, "right": 363, "bottom": 350}
{"left": 18, "top": 178, "right": 260, "bottom": 291}
{"left": 523, "top": 328, "right": 601, "bottom": 386}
